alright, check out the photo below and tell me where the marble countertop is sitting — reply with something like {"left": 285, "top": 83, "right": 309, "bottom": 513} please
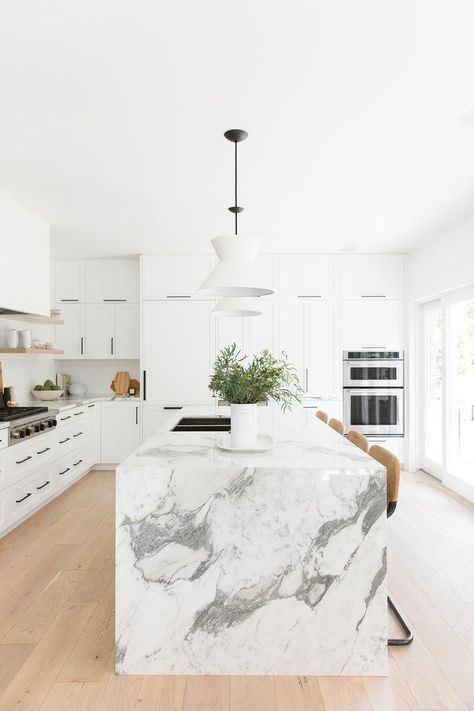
{"left": 18, "top": 394, "right": 140, "bottom": 413}
{"left": 121, "top": 404, "right": 379, "bottom": 473}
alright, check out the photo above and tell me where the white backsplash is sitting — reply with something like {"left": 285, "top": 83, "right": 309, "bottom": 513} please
{"left": 59, "top": 359, "right": 140, "bottom": 397}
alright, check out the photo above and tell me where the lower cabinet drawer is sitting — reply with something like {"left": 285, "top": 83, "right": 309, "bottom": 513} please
{"left": 5, "top": 466, "right": 56, "bottom": 526}
{"left": 54, "top": 447, "right": 86, "bottom": 489}
{"left": 5, "top": 435, "right": 57, "bottom": 488}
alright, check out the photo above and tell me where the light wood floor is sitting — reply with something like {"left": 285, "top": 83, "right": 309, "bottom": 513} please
{"left": 0, "top": 468, "right": 473, "bottom": 711}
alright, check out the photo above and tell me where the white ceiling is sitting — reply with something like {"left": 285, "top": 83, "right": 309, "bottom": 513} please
{"left": 1, "top": 0, "right": 474, "bottom": 257}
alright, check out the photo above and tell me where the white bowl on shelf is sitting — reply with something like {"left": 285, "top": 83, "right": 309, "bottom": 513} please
{"left": 31, "top": 389, "right": 64, "bottom": 401}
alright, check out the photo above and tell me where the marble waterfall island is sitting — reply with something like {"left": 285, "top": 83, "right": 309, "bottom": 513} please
{"left": 116, "top": 407, "right": 387, "bottom": 676}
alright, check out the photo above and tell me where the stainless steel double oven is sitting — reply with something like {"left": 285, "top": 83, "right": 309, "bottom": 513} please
{"left": 343, "top": 351, "right": 404, "bottom": 436}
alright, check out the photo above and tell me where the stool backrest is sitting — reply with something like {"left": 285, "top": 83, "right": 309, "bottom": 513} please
{"left": 328, "top": 418, "right": 344, "bottom": 436}
{"left": 347, "top": 430, "right": 369, "bottom": 453}
{"left": 368, "top": 444, "right": 401, "bottom": 510}
{"left": 315, "top": 410, "right": 329, "bottom": 424}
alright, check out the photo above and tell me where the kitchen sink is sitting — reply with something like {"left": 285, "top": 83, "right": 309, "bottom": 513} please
{"left": 171, "top": 416, "right": 231, "bottom": 432}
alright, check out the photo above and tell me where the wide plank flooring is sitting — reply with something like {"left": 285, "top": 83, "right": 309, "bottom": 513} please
{"left": 0, "top": 467, "right": 473, "bottom": 710}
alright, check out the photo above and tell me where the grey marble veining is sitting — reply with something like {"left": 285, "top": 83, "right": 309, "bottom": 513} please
{"left": 116, "top": 406, "right": 387, "bottom": 675}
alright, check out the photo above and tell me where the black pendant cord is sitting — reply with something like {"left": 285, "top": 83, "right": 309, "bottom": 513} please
{"left": 224, "top": 128, "right": 248, "bottom": 238}
{"left": 234, "top": 140, "right": 238, "bottom": 235}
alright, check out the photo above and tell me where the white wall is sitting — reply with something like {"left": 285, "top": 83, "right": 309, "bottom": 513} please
{"left": 0, "top": 191, "right": 50, "bottom": 315}
{"left": 59, "top": 359, "right": 140, "bottom": 397}
{"left": 407, "top": 214, "right": 474, "bottom": 302}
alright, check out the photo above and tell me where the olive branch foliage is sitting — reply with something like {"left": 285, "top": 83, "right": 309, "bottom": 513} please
{"left": 209, "top": 343, "right": 303, "bottom": 411}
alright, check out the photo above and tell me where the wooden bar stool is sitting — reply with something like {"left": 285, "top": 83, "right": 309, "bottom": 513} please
{"left": 369, "top": 444, "right": 413, "bottom": 646}
{"left": 328, "top": 417, "right": 344, "bottom": 435}
{"left": 315, "top": 410, "right": 329, "bottom": 424}
{"left": 347, "top": 430, "right": 369, "bottom": 453}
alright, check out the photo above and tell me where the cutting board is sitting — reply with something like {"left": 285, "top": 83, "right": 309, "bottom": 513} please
{"left": 112, "top": 371, "right": 131, "bottom": 396}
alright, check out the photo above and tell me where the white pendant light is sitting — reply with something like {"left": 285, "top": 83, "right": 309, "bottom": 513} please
{"left": 212, "top": 297, "right": 262, "bottom": 317}
{"left": 199, "top": 129, "right": 274, "bottom": 302}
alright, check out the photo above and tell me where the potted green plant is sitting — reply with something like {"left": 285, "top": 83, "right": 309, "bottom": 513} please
{"left": 209, "top": 343, "right": 303, "bottom": 448}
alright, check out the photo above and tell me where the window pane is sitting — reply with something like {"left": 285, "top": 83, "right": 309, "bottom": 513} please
{"left": 424, "top": 306, "right": 443, "bottom": 465}
{"left": 450, "top": 298, "right": 474, "bottom": 483}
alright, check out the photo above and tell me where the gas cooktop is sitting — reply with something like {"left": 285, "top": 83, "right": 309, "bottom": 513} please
{"left": 0, "top": 406, "right": 48, "bottom": 422}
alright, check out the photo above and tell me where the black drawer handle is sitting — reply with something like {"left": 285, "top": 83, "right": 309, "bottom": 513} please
{"left": 37, "top": 447, "right": 51, "bottom": 455}
{"left": 16, "top": 492, "right": 32, "bottom": 503}
{"left": 16, "top": 455, "right": 32, "bottom": 465}
{"left": 74, "top": 412, "right": 83, "bottom": 417}
{"left": 103, "top": 298, "right": 126, "bottom": 301}
{"left": 87, "top": 404, "right": 95, "bottom": 408}
{"left": 73, "top": 459, "right": 83, "bottom": 467}
{"left": 73, "top": 432, "right": 83, "bottom": 438}
{"left": 60, "top": 415, "right": 71, "bottom": 421}
{"left": 36, "top": 480, "right": 50, "bottom": 490}
{"left": 59, "top": 467, "right": 70, "bottom": 476}
{"left": 59, "top": 437, "right": 70, "bottom": 444}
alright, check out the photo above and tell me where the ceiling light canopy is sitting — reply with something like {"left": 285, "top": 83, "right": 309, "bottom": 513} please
{"left": 198, "top": 129, "right": 274, "bottom": 304}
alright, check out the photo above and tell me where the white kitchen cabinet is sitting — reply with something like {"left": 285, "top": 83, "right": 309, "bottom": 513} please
{"left": 306, "top": 299, "right": 340, "bottom": 397}
{"left": 84, "top": 304, "right": 115, "bottom": 358}
{"left": 278, "top": 255, "right": 339, "bottom": 298}
{"left": 214, "top": 315, "right": 247, "bottom": 359}
{"left": 279, "top": 299, "right": 340, "bottom": 398}
{"left": 141, "top": 255, "right": 214, "bottom": 300}
{"left": 55, "top": 260, "right": 85, "bottom": 303}
{"left": 84, "top": 402, "right": 101, "bottom": 466}
{"left": 141, "top": 405, "right": 178, "bottom": 442}
{"left": 85, "top": 259, "right": 139, "bottom": 303}
{"left": 142, "top": 300, "right": 213, "bottom": 405}
{"left": 100, "top": 402, "right": 140, "bottom": 463}
{"left": 247, "top": 301, "right": 278, "bottom": 357}
{"left": 114, "top": 304, "right": 140, "bottom": 359}
{"left": 56, "top": 303, "right": 84, "bottom": 359}
{"left": 342, "top": 255, "right": 405, "bottom": 298}
{"left": 56, "top": 303, "right": 139, "bottom": 360}
{"left": 342, "top": 299, "right": 405, "bottom": 349}
{"left": 279, "top": 301, "right": 306, "bottom": 389}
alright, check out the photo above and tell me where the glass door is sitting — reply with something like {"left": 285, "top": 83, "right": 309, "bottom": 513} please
{"left": 445, "top": 292, "right": 474, "bottom": 495}
{"left": 421, "top": 301, "right": 443, "bottom": 478}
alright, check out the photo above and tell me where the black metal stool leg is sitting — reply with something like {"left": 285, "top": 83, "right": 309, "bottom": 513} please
{"left": 387, "top": 595, "right": 413, "bottom": 646}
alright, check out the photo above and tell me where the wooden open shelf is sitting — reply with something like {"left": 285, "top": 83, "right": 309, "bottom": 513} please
{"left": 0, "top": 314, "right": 64, "bottom": 325}
{"left": 0, "top": 348, "right": 64, "bottom": 355}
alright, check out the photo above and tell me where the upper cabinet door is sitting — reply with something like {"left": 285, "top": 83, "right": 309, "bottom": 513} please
{"left": 142, "top": 301, "right": 213, "bottom": 405}
{"left": 141, "top": 255, "right": 214, "bottom": 299}
{"left": 279, "top": 301, "right": 306, "bottom": 391}
{"left": 84, "top": 304, "right": 115, "bottom": 358}
{"left": 278, "top": 255, "right": 339, "bottom": 298}
{"left": 306, "top": 300, "right": 340, "bottom": 397}
{"left": 114, "top": 304, "right": 140, "bottom": 359}
{"left": 55, "top": 303, "right": 84, "bottom": 359}
{"left": 342, "top": 299, "right": 405, "bottom": 349}
{"left": 342, "top": 255, "right": 405, "bottom": 298}
{"left": 55, "top": 261, "right": 85, "bottom": 303}
{"left": 85, "top": 260, "right": 139, "bottom": 303}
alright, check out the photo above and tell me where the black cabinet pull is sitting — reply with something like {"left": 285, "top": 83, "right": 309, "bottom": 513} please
{"left": 16, "top": 492, "right": 32, "bottom": 503}
{"left": 73, "top": 432, "right": 83, "bottom": 438}
{"left": 135, "top": 407, "right": 138, "bottom": 425}
{"left": 59, "top": 467, "right": 70, "bottom": 476}
{"left": 87, "top": 404, "right": 95, "bottom": 408}
{"left": 74, "top": 412, "right": 83, "bottom": 416}
{"left": 164, "top": 406, "right": 183, "bottom": 410}
{"left": 61, "top": 299, "right": 78, "bottom": 302}
{"left": 37, "top": 447, "right": 50, "bottom": 455}
{"left": 59, "top": 437, "right": 70, "bottom": 444}
{"left": 60, "top": 415, "right": 71, "bottom": 421}
{"left": 73, "top": 459, "right": 83, "bottom": 467}
{"left": 80, "top": 337, "right": 84, "bottom": 355}
{"left": 143, "top": 370, "right": 147, "bottom": 401}
{"left": 16, "top": 455, "right": 32, "bottom": 465}
{"left": 103, "top": 299, "right": 126, "bottom": 302}
{"left": 36, "top": 480, "right": 50, "bottom": 490}
{"left": 166, "top": 295, "right": 191, "bottom": 299}
{"left": 111, "top": 337, "right": 114, "bottom": 355}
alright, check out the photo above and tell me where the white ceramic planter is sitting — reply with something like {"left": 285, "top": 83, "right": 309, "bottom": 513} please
{"left": 230, "top": 403, "right": 258, "bottom": 449}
